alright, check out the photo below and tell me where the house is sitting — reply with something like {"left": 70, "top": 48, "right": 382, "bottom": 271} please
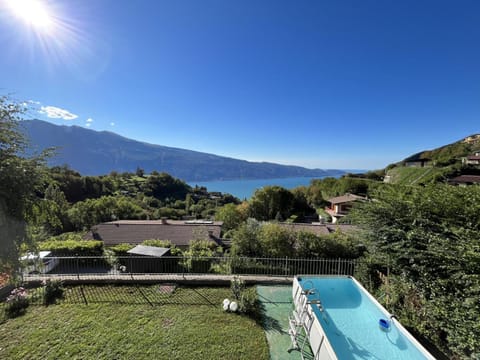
{"left": 448, "top": 175, "right": 480, "bottom": 186}
{"left": 463, "top": 134, "right": 480, "bottom": 144}
{"left": 462, "top": 153, "right": 480, "bottom": 166}
{"left": 404, "top": 159, "right": 430, "bottom": 167}
{"left": 86, "top": 219, "right": 224, "bottom": 249}
{"left": 325, "top": 193, "right": 366, "bottom": 224}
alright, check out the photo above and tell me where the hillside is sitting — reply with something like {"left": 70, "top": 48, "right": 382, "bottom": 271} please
{"left": 402, "top": 134, "right": 480, "bottom": 166}
{"left": 384, "top": 134, "right": 480, "bottom": 185}
{"left": 21, "top": 120, "right": 344, "bottom": 181}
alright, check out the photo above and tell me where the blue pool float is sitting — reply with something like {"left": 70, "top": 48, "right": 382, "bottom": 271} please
{"left": 379, "top": 318, "right": 390, "bottom": 331}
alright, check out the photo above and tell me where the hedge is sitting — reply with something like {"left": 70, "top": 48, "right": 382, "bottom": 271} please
{"left": 38, "top": 240, "right": 103, "bottom": 256}
{"left": 107, "top": 244, "right": 135, "bottom": 256}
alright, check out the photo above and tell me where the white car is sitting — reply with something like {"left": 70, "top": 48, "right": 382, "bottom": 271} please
{"left": 20, "top": 251, "right": 59, "bottom": 274}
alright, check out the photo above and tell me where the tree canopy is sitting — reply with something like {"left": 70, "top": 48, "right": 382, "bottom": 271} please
{"left": 351, "top": 184, "right": 480, "bottom": 358}
{"left": 0, "top": 97, "right": 49, "bottom": 265}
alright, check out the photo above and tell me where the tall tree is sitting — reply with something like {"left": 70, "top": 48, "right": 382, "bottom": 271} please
{"left": 248, "top": 186, "right": 295, "bottom": 221}
{"left": 0, "top": 97, "right": 48, "bottom": 265}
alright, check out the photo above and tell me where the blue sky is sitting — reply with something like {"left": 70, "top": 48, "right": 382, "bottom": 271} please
{"left": 1, "top": 0, "right": 479, "bottom": 170}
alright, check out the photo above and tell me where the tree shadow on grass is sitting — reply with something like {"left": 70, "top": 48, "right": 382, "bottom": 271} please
{"left": 257, "top": 301, "right": 285, "bottom": 333}
{"left": 257, "top": 292, "right": 292, "bottom": 304}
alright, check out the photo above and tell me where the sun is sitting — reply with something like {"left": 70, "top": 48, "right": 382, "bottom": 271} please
{"left": 6, "top": 0, "right": 53, "bottom": 30}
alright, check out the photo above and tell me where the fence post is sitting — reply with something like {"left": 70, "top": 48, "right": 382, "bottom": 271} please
{"left": 76, "top": 256, "right": 80, "bottom": 280}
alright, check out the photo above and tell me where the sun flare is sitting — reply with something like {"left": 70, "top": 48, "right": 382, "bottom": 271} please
{"left": 7, "top": 0, "right": 53, "bottom": 30}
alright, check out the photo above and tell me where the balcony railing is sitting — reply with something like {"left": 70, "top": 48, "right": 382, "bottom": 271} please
{"left": 20, "top": 256, "right": 358, "bottom": 279}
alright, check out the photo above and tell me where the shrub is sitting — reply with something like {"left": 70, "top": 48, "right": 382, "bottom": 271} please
{"left": 229, "top": 276, "right": 261, "bottom": 318}
{"left": 108, "top": 243, "right": 135, "bottom": 256}
{"left": 5, "top": 287, "right": 29, "bottom": 318}
{"left": 43, "top": 279, "right": 64, "bottom": 305}
{"left": 210, "top": 261, "right": 231, "bottom": 274}
{"left": 230, "top": 276, "right": 245, "bottom": 301}
{"left": 39, "top": 240, "right": 103, "bottom": 256}
{"left": 239, "top": 287, "right": 261, "bottom": 319}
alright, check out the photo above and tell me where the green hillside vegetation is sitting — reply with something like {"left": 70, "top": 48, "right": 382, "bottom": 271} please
{"left": 404, "top": 140, "right": 476, "bottom": 165}
{"left": 385, "top": 166, "right": 448, "bottom": 185}
{"left": 384, "top": 134, "right": 480, "bottom": 185}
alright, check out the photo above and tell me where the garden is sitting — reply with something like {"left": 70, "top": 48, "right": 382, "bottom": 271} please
{"left": 0, "top": 281, "right": 269, "bottom": 360}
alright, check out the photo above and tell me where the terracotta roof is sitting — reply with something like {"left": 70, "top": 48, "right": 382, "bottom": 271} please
{"left": 327, "top": 194, "right": 366, "bottom": 205}
{"left": 87, "top": 219, "right": 223, "bottom": 247}
{"left": 279, "top": 223, "right": 358, "bottom": 236}
{"left": 466, "top": 155, "right": 480, "bottom": 160}
{"left": 449, "top": 175, "right": 480, "bottom": 185}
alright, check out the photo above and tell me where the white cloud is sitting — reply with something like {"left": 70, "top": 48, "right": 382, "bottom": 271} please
{"left": 110, "top": 122, "right": 115, "bottom": 126}
{"left": 85, "top": 123, "right": 92, "bottom": 127}
{"left": 28, "top": 100, "right": 41, "bottom": 105}
{"left": 86, "top": 118, "right": 93, "bottom": 123}
{"left": 39, "top": 106, "right": 78, "bottom": 120}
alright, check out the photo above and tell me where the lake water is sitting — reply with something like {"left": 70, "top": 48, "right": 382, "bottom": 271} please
{"left": 188, "top": 176, "right": 329, "bottom": 199}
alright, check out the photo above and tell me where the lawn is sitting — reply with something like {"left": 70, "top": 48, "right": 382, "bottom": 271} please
{"left": 0, "top": 285, "right": 269, "bottom": 360}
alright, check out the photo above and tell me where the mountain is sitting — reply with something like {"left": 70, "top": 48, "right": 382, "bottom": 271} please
{"left": 21, "top": 119, "right": 344, "bottom": 181}
{"left": 384, "top": 134, "right": 480, "bottom": 185}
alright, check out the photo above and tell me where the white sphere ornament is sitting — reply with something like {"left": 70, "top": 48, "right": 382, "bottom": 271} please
{"left": 229, "top": 301, "right": 238, "bottom": 312}
{"left": 223, "top": 298, "right": 230, "bottom": 306}
{"left": 223, "top": 303, "right": 229, "bottom": 311}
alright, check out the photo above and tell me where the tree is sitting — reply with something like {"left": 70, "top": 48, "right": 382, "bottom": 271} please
{"left": 258, "top": 223, "right": 295, "bottom": 258}
{"left": 135, "top": 166, "right": 145, "bottom": 177}
{"left": 351, "top": 184, "right": 480, "bottom": 358}
{"left": 0, "top": 97, "right": 49, "bottom": 265}
{"left": 143, "top": 172, "right": 190, "bottom": 201}
{"left": 230, "top": 218, "right": 262, "bottom": 257}
{"left": 248, "top": 186, "right": 295, "bottom": 221}
{"left": 68, "top": 196, "right": 146, "bottom": 230}
{"left": 215, "top": 203, "right": 246, "bottom": 232}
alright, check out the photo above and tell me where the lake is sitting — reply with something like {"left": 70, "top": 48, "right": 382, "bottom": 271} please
{"left": 188, "top": 176, "right": 329, "bottom": 199}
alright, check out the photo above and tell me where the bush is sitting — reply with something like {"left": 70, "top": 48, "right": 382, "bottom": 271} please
{"left": 230, "top": 277, "right": 261, "bottom": 319}
{"left": 39, "top": 240, "right": 103, "bottom": 256}
{"left": 43, "top": 279, "right": 64, "bottom": 305}
{"left": 239, "top": 287, "right": 261, "bottom": 319}
{"left": 230, "top": 276, "right": 245, "bottom": 301}
{"left": 108, "top": 243, "right": 135, "bottom": 256}
{"left": 5, "top": 287, "right": 29, "bottom": 318}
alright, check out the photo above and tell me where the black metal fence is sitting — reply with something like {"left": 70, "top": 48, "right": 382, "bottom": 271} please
{"left": 19, "top": 255, "right": 358, "bottom": 278}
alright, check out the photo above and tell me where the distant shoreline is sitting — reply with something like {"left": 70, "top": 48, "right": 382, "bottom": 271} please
{"left": 188, "top": 175, "right": 336, "bottom": 199}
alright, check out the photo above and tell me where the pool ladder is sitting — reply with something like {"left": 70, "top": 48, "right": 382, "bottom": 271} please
{"left": 288, "top": 286, "right": 323, "bottom": 359}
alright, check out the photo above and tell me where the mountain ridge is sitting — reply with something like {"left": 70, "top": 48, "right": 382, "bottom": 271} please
{"left": 21, "top": 119, "right": 345, "bottom": 181}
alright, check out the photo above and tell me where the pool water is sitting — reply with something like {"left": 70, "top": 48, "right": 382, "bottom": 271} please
{"left": 298, "top": 277, "right": 432, "bottom": 360}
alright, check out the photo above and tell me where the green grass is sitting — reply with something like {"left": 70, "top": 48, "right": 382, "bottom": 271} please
{"left": 0, "top": 285, "right": 269, "bottom": 360}
{"left": 386, "top": 166, "right": 445, "bottom": 185}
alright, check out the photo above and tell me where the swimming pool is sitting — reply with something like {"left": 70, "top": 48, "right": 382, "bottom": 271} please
{"left": 291, "top": 276, "right": 435, "bottom": 360}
